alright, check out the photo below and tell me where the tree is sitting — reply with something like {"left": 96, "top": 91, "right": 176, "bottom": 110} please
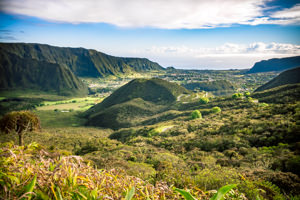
{"left": 0, "top": 111, "right": 40, "bottom": 146}
{"left": 199, "top": 97, "right": 209, "bottom": 104}
{"left": 191, "top": 110, "right": 202, "bottom": 119}
{"left": 244, "top": 91, "right": 251, "bottom": 97}
{"left": 232, "top": 93, "right": 243, "bottom": 99}
{"left": 211, "top": 106, "right": 221, "bottom": 113}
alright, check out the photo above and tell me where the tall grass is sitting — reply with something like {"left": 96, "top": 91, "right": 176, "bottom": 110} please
{"left": 0, "top": 142, "right": 179, "bottom": 199}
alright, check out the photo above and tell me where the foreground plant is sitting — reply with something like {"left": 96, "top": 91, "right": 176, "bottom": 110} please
{"left": 175, "top": 184, "right": 236, "bottom": 200}
{"left": 0, "top": 142, "right": 178, "bottom": 199}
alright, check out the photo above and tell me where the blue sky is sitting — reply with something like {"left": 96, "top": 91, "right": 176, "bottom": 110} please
{"left": 0, "top": 0, "right": 300, "bottom": 69}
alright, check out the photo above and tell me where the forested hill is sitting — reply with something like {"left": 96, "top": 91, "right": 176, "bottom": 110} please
{"left": 255, "top": 67, "right": 300, "bottom": 92}
{"left": 248, "top": 56, "right": 300, "bottom": 73}
{"left": 0, "top": 50, "right": 88, "bottom": 96}
{"left": 0, "top": 43, "right": 164, "bottom": 78}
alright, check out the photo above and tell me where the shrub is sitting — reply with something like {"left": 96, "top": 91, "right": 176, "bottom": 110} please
{"left": 199, "top": 97, "right": 209, "bottom": 104}
{"left": 211, "top": 106, "right": 221, "bottom": 113}
{"left": 232, "top": 93, "right": 243, "bottom": 99}
{"left": 191, "top": 110, "right": 202, "bottom": 119}
{"left": 244, "top": 91, "right": 251, "bottom": 97}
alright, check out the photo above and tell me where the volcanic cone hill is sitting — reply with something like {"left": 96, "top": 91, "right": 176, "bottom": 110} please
{"left": 85, "top": 78, "right": 191, "bottom": 129}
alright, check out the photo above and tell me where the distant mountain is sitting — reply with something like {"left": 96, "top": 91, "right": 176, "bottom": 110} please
{"left": 0, "top": 51, "right": 88, "bottom": 96}
{"left": 0, "top": 43, "right": 164, "bottom": 78}
{"left": 85, "top": 78, "right": 190, "bottom": 129}
{"left": 248, "top": 56, "right": 300, "bottom": 73}
{"left": 255, "top": 67, "right": 300, "bottom": 92}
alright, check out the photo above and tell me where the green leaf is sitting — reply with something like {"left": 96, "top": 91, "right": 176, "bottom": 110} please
{"left": 36, "top": 190, "right": 51, "bottom": 200}
{"left": 125, "top": 187, "right": 135, "bottom": 200}
{"left": 175, "top": 188, "right": 198, "bottom": 200}
{"left": 7, "top": 175, "right": 20, "bottom": 184}
{"left": 210, "top": 184, "right": 236, "bottom": 200}
{"left": 56, "top": 187, "right": 64, "bottom": 200}
{"left": 23, "top": 174, "right": 37, "bottom": 200}
{"left": 90, "top": 189, "right": 98, "bottom": 199}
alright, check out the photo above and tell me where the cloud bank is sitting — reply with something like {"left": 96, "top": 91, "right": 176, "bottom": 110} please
{"left": 1, "top": 0, "right": 300, "bottom": 28}
{"left": 144, "top": 42, "right": 300, "bottom": 57}
{"left": 132, "top": 42, "right": 300, "bottom": 69}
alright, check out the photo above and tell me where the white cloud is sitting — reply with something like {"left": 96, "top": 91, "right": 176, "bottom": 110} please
{"left": 0, "top": 0, "right": 275, "bottom": 28}
{"left": 132, "top": 42, "right": 300, "bottom": 69}
{"left": 143, "top": 42, "right": 300, "bottom": 57}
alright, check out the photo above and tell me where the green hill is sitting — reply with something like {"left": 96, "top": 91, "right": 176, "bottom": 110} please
{"left": 0, "top": 51, "right": 88, "bottom": 96}
{"left": 248, "top": 56, "right": 300, "bottom": 73}
{"left": 183, "top": 80, "right": 235, "bottom": 95}
{"left": 0, "top": 43, "right": 164, "bottom": 78}
{"left": 85, "top": 78, "right": 190, "bottom": 128}
{"left": 255, "top": 67, "right": 300, "bottom": 92}
{"left": 253, "top": 83, "right": 300, "bottom": 103}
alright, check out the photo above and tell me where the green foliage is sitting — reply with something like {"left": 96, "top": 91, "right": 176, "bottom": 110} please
{"left": 86, "top": 78, "right": 190, "bottom": 129}
{"left": 211, "top": 106, "right": 221, "bottom": 113}
{"left": 286, "top": 155, "right": 300, "bottom": 176}
{"left": 0, "top": 98, "right": 43, "bottom": 116}
{"left": 125, "top": 187, "right": 135, "bottom": 200}
{"left": 258, "top": 103, "right": 269, "bottom": 107}
{"left": 191, "top": 110, "right": 202, "bottom": 119}
{"left": 176, "top": 184, "right": 236, "bottom": 200}
{"left": 0, "top": 143, "right": 177, "bottom": 200}
{"left": 175, "top": 188, "right": 197, "bottom": 200}
{"left": 244, "top": 91, "right": 251, "bottom": 97}
{"left": 199, "top": 97, "right": 209, "bottom": 104}
{"left": 0, "top": 111, "right": 40, "bottom": 145}
{"left": 210, "top": 184, "right": 236, "bottom": 200}
{"left": 232, "top": 93, "right": 243, "bottom": 99}
{"left": 22, "top": 175, "right": 37, "bottom": 200}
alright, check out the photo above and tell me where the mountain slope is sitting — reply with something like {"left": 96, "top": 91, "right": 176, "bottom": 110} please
{"left": 255, "top": 67, "right": 300, "bottom": 92}
{"left": 85, "top": 78, "right": 190, "bottom": 128}
{"left": 0, "top": 51, "right": 88, "bottom": 96}
{"left": 0, "top": 43, "right": 164, "bottom": 77}
{"left": 248, "top": 56, "right": 300, "bottom": 73}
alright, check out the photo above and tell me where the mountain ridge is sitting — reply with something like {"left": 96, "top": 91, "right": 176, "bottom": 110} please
{"left": 0, "top": 42, "right": 164, "bottom": 78}
{"left": 248, "top": 56, "right": 300, "bottom": 73}
{"left": 0, "top": 50, "right": 88, "bottom": 96}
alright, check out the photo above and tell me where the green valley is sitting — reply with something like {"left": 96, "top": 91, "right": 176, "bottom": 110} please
{"left": 1, "top": 48, "right": 300, "bottom": 200}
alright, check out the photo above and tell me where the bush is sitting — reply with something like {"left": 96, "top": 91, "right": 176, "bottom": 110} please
{"left": 232, "top": 93, "right": 243, "bottom": 99}
{"left": 191, "top": 110, "right": 202, "bottom": 119}
{"left": 244, "top": 91, "right": 251, "bottom": 97}
{"left": 199, "top": 97, "right": 209, "bottom": 104}
{"left": 211, "top": 106, "right": 221, "bottom": 113}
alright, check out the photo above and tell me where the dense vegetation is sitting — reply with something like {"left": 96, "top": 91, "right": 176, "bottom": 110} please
{"left": 255, "top": 67, "right": 300, "bottom": 92}
{"left": 85, "top": 78, "right": 190, "bottom": 129}
{"left": 1, "top": 64, "right": 300, "bottom": 199}
{"left": 248, "top": 56, "right": 300, "bottom": 73}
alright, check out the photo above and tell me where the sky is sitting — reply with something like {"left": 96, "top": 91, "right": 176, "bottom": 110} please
{"left": 0, "top": 0, "right": 300, "bottom": 69}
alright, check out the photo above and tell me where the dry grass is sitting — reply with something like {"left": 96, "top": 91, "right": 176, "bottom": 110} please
{"left": 0, "top": 142, "right": 181, "bottom": 200}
